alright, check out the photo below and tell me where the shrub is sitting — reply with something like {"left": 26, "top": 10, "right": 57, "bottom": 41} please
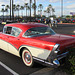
{"left": 62, "top": 48, "right": 75, "bottom": 75}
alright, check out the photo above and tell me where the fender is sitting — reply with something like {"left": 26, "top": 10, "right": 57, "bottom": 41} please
{"left": 19, "top": 45, "right": 51, "bottom": 60}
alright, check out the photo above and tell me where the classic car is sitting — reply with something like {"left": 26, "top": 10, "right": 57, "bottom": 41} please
{"left": 0, "top": 23, "right": 75, "bottom": 67}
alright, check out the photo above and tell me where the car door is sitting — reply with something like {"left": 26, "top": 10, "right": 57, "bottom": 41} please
{"left": 0, "top": 26, "right": 12, "bottom": 52}
{"left": 7, "top": 27, "right": 22, "bottom": 56}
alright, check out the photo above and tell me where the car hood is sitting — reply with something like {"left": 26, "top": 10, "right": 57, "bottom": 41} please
{"left": 32, "top": 34, "right": 75, "bottom": 52}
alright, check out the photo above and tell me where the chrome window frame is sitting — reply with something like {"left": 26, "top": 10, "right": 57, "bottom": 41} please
{"left": 22, "top": 27, "right": 56, "bottom": 38}
{"left": 3, "top": 26, "right": 22, "bottom": 37}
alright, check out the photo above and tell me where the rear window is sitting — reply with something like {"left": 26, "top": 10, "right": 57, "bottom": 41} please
{"left": 23, "top": 27, "right": 56, "bottom": 37}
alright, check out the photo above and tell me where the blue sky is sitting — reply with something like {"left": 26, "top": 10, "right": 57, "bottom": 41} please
{"left": 0, "top": 0, "right": 75, "bottom": 17}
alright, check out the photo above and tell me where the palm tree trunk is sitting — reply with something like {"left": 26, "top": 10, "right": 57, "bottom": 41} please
{"left": 26, "top": 8, "right": 27, "bottom": 17}
{"left": 30, "top": 0, "right": 32, "bottom": 21}
{"left": 3, "top": 11, "right": 4, "bottom": 21}
{"left": 18, "top": 10, "right": 19, "bottom": 20}
{"left": 10, "top": 0, "right": 11, "bottom": 20}
{"left": 34, "top": 0, "right": 36, "bottom": 18}
{"left": 50, "top": 11, "right": 51, "bottom": 17}
{"left": 12, "top": 0, "right": 14, "bottom": 20}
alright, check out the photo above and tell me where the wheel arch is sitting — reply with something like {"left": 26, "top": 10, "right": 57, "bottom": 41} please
{"left": 19, "top": 46, "right": 29, "bottom": 58}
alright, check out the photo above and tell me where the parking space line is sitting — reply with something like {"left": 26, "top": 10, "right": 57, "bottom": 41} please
{"left": 0, "top": 61, "right": 19, "bottom": 75}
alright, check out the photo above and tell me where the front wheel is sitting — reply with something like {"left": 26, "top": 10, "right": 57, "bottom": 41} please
{"left": 22, "top": 49, "right": 34, "bottom": 67}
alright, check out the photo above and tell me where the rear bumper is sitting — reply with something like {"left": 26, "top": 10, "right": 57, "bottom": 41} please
{"left": 33, "top": 51, "right": 69, "bottom": 68}
{"left": 57, "top": 51, "right": 69, "bottom": 60}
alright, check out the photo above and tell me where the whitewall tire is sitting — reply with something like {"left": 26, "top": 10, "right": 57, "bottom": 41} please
{"left": 22, "top": 49, "right": 34, "bottom": 67}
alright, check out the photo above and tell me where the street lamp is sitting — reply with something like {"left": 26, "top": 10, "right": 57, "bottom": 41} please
{"left": 2, "top": 4, "right": 5, "bottom": 21}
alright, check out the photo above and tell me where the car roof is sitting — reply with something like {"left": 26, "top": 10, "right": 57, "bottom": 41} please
{"left": 5, "top": 22, "right": 48, "bottom": 32}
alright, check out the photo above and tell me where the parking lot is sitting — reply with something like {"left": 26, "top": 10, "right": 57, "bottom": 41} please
{"left": 0, "top": 23, "right": 75, "bottom": 75}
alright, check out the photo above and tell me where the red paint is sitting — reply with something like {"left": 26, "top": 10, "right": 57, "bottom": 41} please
{"left": 0, "top": 23, "right": 75, "bottom": 53}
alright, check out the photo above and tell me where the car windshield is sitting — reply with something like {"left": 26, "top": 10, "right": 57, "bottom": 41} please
{"left": 24, "top": 27, "right": 56, "bottom": 37}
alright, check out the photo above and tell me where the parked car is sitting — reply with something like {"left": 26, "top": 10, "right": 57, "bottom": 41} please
{"left": 0, "top": 23, "right": 75, "bottom": 67}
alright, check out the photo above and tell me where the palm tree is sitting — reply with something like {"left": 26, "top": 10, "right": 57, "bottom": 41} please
{"left": 34, "top": 0, "right": 36, "bottom": 17}
{"left": 52, "top": 8, "right": 55, "bottom": 16}
{"left": 27, "top": 6, "right": 30, "bottom": 16}
{"left": 10, "top": 0, "right": 11, "bottom": 20}
{"left": 16, "top": 4, "right": 20, "bottom": 20}
{"left": 44, "top": 10, "right": 46, "bottom": 16}
{"left": 5, "top": 8, "right": 8, "bottom": 19}
{"left": 20, "top": 6, "right": 24, "bottom": 17}
{"left": 13, "top": 4, "right": 16, "bottom": 20}
{"left": 38, "top": 4, "right": 43, "bottom": 16}
{"left": 1, "top": 8, "right": 5, "bottom": 21}
{"left": 32, "top": 3, "right": 36, "bottom": 17}
{"left": 48, "top": 4, "right": 52, "bottom": 16}
{"left": 46, "top": 7, "right": 50, "bottom": 17}
{"left": 24, "top": 3, "right": 28, "bottom": 17}
{"left": 6, "top": 5, "right": 10, "bottom": 15}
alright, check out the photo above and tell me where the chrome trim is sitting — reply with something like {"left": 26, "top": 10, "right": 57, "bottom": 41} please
{"left": 57, "top": 52, "right": 69, "bottom": 57}
{"left": 52, "top": 44, "right": 60, "bottom": 51}
{"left": 3, "top": 26, "right": 22, "bottom": 37}
{"left": 45, "top": 61, "right": 54, "bottom": 65}
{"left": 47, "top": 44, "right": 60, "bottom": 62}
{"left": 33, "top": 57, "right": 54, "bottom": 65}
{"left": 33, "top": 57, "right": 44, "bottom": 62}
{"left": 57, "top": 52, "right": 69, "bottom": 60}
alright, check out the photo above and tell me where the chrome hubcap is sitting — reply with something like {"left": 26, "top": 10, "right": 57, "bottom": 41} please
{"left": 25, "top": 53, "right": 31, "bottom": 63}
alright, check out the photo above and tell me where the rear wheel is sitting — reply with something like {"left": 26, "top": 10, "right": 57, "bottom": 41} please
{"left": 22, "top": 49, "right": 34, "bottom": 67}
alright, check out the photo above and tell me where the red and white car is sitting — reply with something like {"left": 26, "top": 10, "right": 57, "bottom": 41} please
{"left": 0, "top": 23, "right": 75, "bottom": 67}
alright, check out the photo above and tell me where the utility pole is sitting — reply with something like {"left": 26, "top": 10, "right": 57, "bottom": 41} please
{"left": 30, "top": 0, "right": 32, "bottom": 22}
{"left": 10, "top": 0, "right": 11, "bottom": 20}
{"left": 34, "top": 0, "right": 36, "bottom": 18}
{"left": 61, "top": 0, "right": 63, "bottom": 17}
{"left": 12, "top": 0, "right": 14, "bottom": 21}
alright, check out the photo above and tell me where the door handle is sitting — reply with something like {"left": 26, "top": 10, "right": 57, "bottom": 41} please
{"left": 17, "top": 39, "right": 20, "bottom": 40}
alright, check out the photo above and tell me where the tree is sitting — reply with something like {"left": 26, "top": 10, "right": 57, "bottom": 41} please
{"left": 44, "top": 10, "right": 46, "bottom": 16}
{"left": 16, "top": 5, "right": 20, "bottom": 20}
{"left": 27, "top": 6, "right": 30, "bottom": 16}
{"left": 1, "top": 8, "right": 5, "bottom": 21}
{"left": 38, "top": 4, "right": 43, "bottom": 17}
{"left": 6, "top": 5, "right": 10, "bottom": 10}
{"left": 6, "top": 5, "right": 10, "bottom": 19}
{"left": 66, "top": 15, "right": 71, "bottom": 18}
{"left": 34, "top": 0, "right": 36, "bottom": 17}
{"left": 32, "top": 3, "right": 37, "bottom": 17}
{"left": 20, "top": 6, "right": 24, "bottom": 17}
{"left": 48, "top": 4, "right": 52, "bottom": 16}
{"left": 24, "top": 3, "right": 28, "bottom": 17}
{"left": 46, "top": 7, "right": 50, "bottom": 17}
{"left": 5, "top": 8, "right": 8, "bottom": 19}
{"left": 52, "top": 8, "right": 55, "bottom": 16}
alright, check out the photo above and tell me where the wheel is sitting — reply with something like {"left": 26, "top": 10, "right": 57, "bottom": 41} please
{"left": 22, "top": 49, "right": 34, "bottom": 67}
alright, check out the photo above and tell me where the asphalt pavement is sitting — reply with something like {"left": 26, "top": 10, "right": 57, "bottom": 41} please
{"left": 0, "top": 23, "right": 75, "bottom": 75}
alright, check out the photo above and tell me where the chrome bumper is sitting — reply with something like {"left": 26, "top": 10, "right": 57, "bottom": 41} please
{"left": 57, "top": 51, "right": 69, "bottom": 60}
{"left": 33, "top": 51, "right": 69, "bottom": 67}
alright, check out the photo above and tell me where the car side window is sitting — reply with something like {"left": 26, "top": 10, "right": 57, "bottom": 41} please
{"left": 3, "top": 26, "right": 12, "bottom": 34}
{"left": 11, "top": 27, "right": 22, "bottom": 37}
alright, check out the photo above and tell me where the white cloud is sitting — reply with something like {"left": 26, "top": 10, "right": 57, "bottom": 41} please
{"left": 49, "top": 0, "right": 60, "bottom": 3}
{"left": 66, "top": 4, "right": 75, "bottom": 9}
{"left": 65, "top": 0, "right": 75, "bottom": 3}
